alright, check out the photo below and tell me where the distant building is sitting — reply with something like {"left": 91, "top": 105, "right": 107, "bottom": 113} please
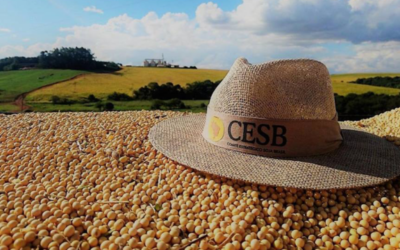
{"left": 143, "top": 54, "right": 170, "bottom": 67}
{"left": 143, "top": 58, "right": 168, "bottom": 67}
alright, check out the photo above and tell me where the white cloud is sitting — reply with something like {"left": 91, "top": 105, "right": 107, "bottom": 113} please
{"left": 52, "top": 12, "right": 321, "bottom": 69}
{"left": 83, "top": 6, "right": 103, "bottom": 14}
{"left": 22, "top": 38, "right": 30, "bottom": 42}
{"left": 0, "top": 0, "right": 399, "bottom": 73}
{"left": 0, "top": 43, "right": 54, "bottom": 58}
{"left": 324, "top": 41, "right": 400, "bottom": 73}
{"left": 0, "top": 28, "right": 11, "bottom": 33}
{"left": 196, "top": 0, "right": 400, "bottom": 43}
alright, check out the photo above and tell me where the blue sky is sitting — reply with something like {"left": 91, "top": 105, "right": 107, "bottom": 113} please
{"left": 1, "top": 0, "right": 400, "bottom": 73}
{"left": 0, "top": 0, "right": 240, "bottom": 46}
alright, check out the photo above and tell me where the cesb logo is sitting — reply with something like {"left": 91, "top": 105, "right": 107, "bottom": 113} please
{"left": 208, "top": 116, "right": 224, "bottom": 142}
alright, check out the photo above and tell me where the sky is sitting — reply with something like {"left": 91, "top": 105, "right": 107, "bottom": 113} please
{"left": 0, "top": 0, "right": 400, "bottom": 73}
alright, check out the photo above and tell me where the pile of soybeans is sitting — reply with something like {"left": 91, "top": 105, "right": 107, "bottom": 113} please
{"left": 1, "top": 109, "right": 400, "bottom": 250}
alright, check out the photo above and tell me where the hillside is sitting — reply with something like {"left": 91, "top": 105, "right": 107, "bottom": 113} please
{"left": 26, "top": 70, "right": 400, "bottom": 102}
{"left": 1, "top": 69, "right": 399, "bottom": 113}
{"left": 27, "top": 67, "right": 228, "bottom": 101}
{"left": 0, "top": 69, "right": 86, "bottom": 102}
{"left": 331, "top": 73, "right": 400, "bottom": 95}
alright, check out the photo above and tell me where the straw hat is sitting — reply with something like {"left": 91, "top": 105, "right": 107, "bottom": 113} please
{"left": 149, "top": 58, "right": 400, "bottom": 189}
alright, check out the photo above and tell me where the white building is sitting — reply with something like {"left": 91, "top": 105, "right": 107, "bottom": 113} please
{"left": 143, "top": 55, "right": 169, "bottom": 67}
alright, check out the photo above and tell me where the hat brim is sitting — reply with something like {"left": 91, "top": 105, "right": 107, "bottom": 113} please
{"left": 149, "top": 114, "right": 400, "bottom": 190}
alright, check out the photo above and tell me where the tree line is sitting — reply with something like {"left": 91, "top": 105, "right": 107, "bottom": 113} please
{"left": 351, "top": 76, "right": 400, "bottom": 89}
{"left": 335, "top": 92, "right": 400, "bottom": 120}
{"left": 0, "top": 57, "right": 38, "bottom": 71}
{"left": 132, "top": 80, "right": 221, "bottom": 100}
{"left": 47, "top": 78, "right": 400, "bottom": 119}
{"left": 51, "top": 94, "right": 115, "bottom": 111}
{"left": 106, "top": 80, "right": 400, "bottom": 120}
{"left": 0, "top": 47, "right": 121, "bottom": 71}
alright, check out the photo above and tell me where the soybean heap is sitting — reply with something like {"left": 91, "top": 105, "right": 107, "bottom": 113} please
{"left": 1, "top": 109, "right": 400, "bottom": 250}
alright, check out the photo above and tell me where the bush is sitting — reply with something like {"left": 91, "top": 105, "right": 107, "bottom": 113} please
{"left": 167, "top": 98, "right": 186, "bottom": 109}
{"left": 51, "top": 96, "right": 61, "bottom": 104}
{"left": 133, "top": 80, "right": 221, "bottom": 100}
{"left": 351, "top": 76, "right": 400, "bottom": 89}
{"left": 108, "top": 92, "right": 133, "bottom": 101}
{"left": 200, "top": 103, "right": 207, "bottom": 108}
{"left": 185, "top": 80, "right": 220, "bottom": 99}
{"left": 134, "top": 82, "right": 185, "bottom": 100}
{"left": 104, "top": 102, "right": 114, "bottom": 111}
{"left": 51, "top": 95, "right": 74, "bottom": 105}
{"left": 150, "top": 99, "right": 187, "bottom": 110}
{"left": 150, "top": 99, "right": 164, "bottom": 110}
{"left": 335, "top": 92, "right": 400, "bottom": 120}
{"left": 95, "top": 102, "right": 104, "bottom": 111}
{"left": 87, "top": 94, "right": 99, "bottom": 102}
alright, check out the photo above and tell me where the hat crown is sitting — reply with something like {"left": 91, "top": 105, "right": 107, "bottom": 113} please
{"left": 209, "top": 58, "right": 336, "bottom": 120}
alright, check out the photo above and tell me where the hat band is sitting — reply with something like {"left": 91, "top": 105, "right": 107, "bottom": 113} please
{"left": 202, "top": 109, "right": 343, "bottom": 158}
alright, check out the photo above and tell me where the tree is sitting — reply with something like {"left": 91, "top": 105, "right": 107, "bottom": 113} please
{"left": 133, "top": 80, "right": 221, "bottom": 100}
{"left": 37, "top": 47, "right": 121, "bottom": 71}
{"left": 38, "top": 47, "right": 96, "bottom": 70}
{"left": 185, "top": 80, "right": 220, "bottom": 99}
{"left": 104, "top": 102, "right": 114, "bottom": 111}
{"left": 88, "top": 94, "right": 99, "bottom": 102}
{"left": 107, "top": 92, "right": 133, "bottom": 101}
{"left": 0, "top": 56, "right": 38, "bottom": 71}
{"left": 167, "top": 98, "right": 186, "bottom": 109}
{"left": 0, "top": 47, "right": 120, "bottom": 71}
{"left": 351, "top": 76, "right": 400, "bottom": 89}
{"left": 334, "top": 92, "right": 400, "bottom": 120}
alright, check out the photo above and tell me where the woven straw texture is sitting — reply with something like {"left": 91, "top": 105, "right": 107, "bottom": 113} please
{"left": 209, "top": 58, "right": 336, "bottom": 120}
{"left": 149, "top": 58, "right": 400, "bottom": 189}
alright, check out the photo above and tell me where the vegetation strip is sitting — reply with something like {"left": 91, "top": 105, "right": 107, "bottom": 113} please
{"left": 13, "top": 73, "right": 89, "bottom": 111}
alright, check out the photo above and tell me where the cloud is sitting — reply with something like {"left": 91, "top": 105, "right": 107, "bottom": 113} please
{"left": 0, "top": 28, "right": 11, "bottom": 33}
{"left": 196, "top": 0, "right": 400, "bottom": 43}
{"left": 0, "top": 0, "right": 400, "bottom": 73}
{"left": 83, "top": 6, "right": 103, "bottom": 14}
{"left": 0, "top": 43, "right": 54, "bottom": 58}
{"left": 324, "top": 41, "right": 400, "bottom": 73}
{"left": 22, "top": 38, "right": 30, "bottom": 42}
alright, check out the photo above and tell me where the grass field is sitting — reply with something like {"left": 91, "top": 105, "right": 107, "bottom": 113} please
{"left": 28, "top": 100, "right": 209, "bottom": 113}
{"left": 331, "top": 73, "right": 400, "bottom": 95}
{"left": 27, "top": 67, "right": 227, "bottom": 102}
{"left": 0, "top": 69, "right": 86, "bottom": 102}
{"left": 0, "top": 103, "right": 20, "bottom": 112}
{"left": 1, "top": 69, "right": 399, "bottom": 113}
{"left": 27, "top": 69, "right": 400, "bottom": 102}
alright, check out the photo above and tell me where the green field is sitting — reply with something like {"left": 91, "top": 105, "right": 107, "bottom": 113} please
{"left": 27, "top": 67, "right": 227, "bottom": 102}
{"left": 27, "top": 69, "right": 400, "bottom": 103}
{"left": 28, "top": 100, "right": 209, "bottom": 113}
{"left": 1, "top": 68, "right": 400, "bottom": 113}
{"left": 0, "top": 103, "right": 21, "bottom": 112}
{"left": 0, "top": 69, "right": 86, "bottom": 102}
